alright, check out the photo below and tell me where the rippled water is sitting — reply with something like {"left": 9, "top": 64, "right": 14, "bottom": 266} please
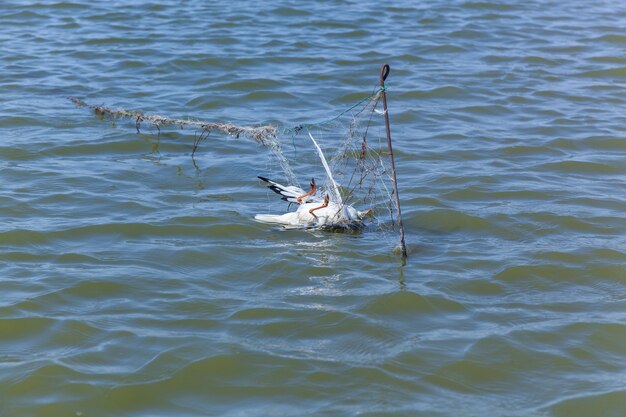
{"left": 2, "top": 1, "right": 626, "bottom": 416}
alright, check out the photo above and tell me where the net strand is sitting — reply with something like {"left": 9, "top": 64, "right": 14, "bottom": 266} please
{"left": 68, "top": 97, "right": 279, "bottom": 147}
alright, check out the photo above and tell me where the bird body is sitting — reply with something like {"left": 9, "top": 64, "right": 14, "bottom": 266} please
{"left": 255, "top": 199, "right": 361, "bottom": 228}
{"left": 255, "top": 177, "right": 369, "bottom": 230}
{"left": 255, "top": 132, "right": 370, "bottom": 230}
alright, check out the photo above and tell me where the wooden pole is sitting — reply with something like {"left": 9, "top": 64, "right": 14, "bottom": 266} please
{"left": 379, "top": 64, "right": 408, "bottom": 259}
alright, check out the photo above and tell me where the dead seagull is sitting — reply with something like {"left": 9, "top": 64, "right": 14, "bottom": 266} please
{"left": 255, "top": 132, "right": 372, "bottom": 230}
{"left": 255, "top": 177, "right": 371, "bottom": 229}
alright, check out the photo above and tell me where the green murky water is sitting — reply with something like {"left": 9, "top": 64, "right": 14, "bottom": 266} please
{"left": 1, "top": 1, "right": 625, "bottom": 416}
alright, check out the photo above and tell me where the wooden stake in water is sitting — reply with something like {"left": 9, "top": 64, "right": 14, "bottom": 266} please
{"left": 379, "top": 64, "right": 408, "bottom": 259}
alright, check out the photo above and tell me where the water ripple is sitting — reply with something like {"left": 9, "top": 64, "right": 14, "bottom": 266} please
{"left": 2, "top": 0, "right": 626, "bottom": 416}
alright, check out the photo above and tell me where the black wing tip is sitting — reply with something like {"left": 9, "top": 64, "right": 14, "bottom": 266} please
{"left": 257, "top": 176, "right": 272, "bottom": 183}
{"left": 268, "top": 185, "right": 284, "bottom": 195}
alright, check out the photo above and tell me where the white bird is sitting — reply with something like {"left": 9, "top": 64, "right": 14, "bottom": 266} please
{"left": 254, "top": 132, "right": 372, "bottom": 230}
{"left": 255, "top": 177, "right": 371, "bottom": 229}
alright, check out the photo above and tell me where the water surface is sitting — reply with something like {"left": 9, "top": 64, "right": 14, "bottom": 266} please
{"left": 1, "top": 1, "right": 625, "bottom": 416}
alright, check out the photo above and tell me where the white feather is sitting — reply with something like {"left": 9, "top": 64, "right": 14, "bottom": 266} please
{"left": 307, "top": 131, "right": 342, "bottom": 205}
{"left": 255, "top": 201, "right": 362, "bottom": 229}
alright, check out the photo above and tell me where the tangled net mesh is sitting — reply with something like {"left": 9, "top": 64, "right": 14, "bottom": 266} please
{"left": 274, "top": 88, "right": 397, "bottom": 231}
{"left": 70, "top": 87, "right": 398, "bottom": 232}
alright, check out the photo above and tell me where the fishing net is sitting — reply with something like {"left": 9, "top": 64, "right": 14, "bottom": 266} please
{"left": 69, "top": 85, "right": 400, "bottom": 234}
{"left": 268, "top": 87, "right": 398, "bottom": 232}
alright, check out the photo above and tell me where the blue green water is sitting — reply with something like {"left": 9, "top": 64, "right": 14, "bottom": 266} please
{"left": 1, "top": 1, "right": 626, "bottom": 416}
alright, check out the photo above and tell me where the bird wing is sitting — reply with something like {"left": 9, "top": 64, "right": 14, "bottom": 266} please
{"left": 258, "top": 176, "right": 321, "bottom": 204}
{"left": 307, "top": 132, "right": 342, "bottom": 205}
